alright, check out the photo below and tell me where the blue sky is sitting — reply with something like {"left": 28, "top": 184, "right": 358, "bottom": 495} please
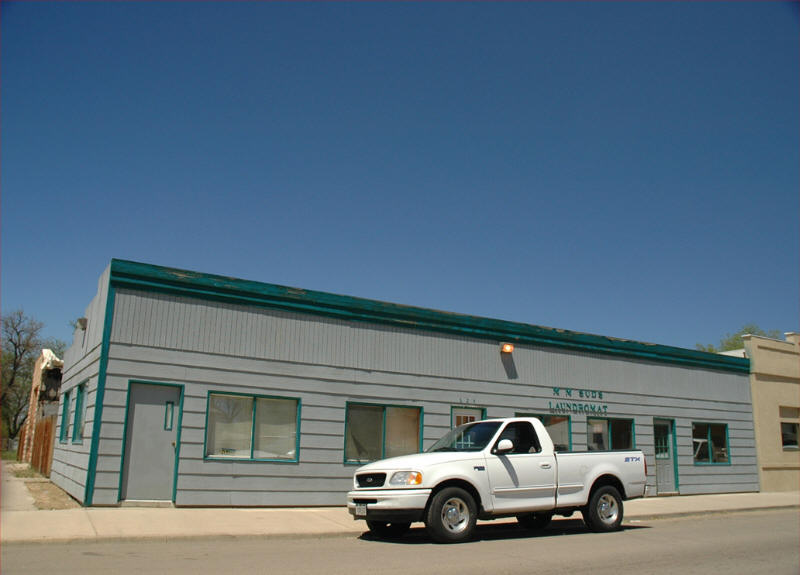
{"left": 2, "top": 2, "right": 798, "bottom": 351}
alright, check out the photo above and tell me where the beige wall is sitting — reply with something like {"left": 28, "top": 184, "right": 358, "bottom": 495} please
{"left": 743, "top": 333, "right": 800, "bottom": 491}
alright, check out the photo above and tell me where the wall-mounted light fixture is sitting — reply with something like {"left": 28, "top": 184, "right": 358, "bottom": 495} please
{"left": 76, "top": 318, "right": 88, "bottom": 331}
{"left": 500, "top": 342, "right": 514, "bottom": 354}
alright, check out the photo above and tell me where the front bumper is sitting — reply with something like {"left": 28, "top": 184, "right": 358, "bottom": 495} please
{"left": 346, "top": 488, "right": 432, "bottom": 523}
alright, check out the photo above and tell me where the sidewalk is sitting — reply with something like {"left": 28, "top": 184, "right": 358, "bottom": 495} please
{"left": 2, "top": 460, "right": 798, "bottom": 544}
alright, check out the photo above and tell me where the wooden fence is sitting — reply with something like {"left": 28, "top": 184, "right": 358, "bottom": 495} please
{"left": 17, "top": 416, "right": 56, "bottom": 476}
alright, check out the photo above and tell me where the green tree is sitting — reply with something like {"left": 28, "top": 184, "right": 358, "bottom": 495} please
{"left": 1, "top": 310, "right": 67, "bottom": 440}
{"left": 696, "top": 323, "right": 783, "bottom": 353}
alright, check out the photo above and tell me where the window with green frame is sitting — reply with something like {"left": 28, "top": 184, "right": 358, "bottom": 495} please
{"left": 71, "top": 384, "right": 86, "bottom": 443}
{"left": 516, "top": 413, "right": 572, "bottom": 451}
{"left": 587, "top": 418, "right": 634, "bottom": 451}
{"left": 451, "top": 406, "right": 486, "bottom": 428}
{"left": 59, "top": 390, "right": 71, "bottom": 443}
{"left": 692, "top": 422, "right": 729, "bottom": 464}
{"left": 345, "top": 403, "right": 421, "bottom": 464}
{"left": 205, "top": 392, "right": 300, "bottom": 461}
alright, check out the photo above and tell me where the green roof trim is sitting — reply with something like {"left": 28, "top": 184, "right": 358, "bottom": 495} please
{"left": 108, "top": 259, "right": 750, "bottom": 374}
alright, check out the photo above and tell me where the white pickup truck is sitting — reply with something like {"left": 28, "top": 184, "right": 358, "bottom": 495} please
{"left": 347, "top": 417, "right": 647, "bottom": 543}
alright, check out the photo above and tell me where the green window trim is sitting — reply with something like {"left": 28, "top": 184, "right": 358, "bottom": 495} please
{"left": 71, "top": 384, "right": 86, "bottom": 444}
{"left": 586, "top": 417, "right": 636, "bottom": 451}
{"left": 450, "top": 406, "right": 487, "bottom": 428}
{"left": 344, "top": 401, "right": 423, "bottom": 465}
{"left": 516, "top": 412, "right": 573, "bottom": 451}
{"left": 692, "top": 422, "right": 731, "bottom": 465}
{"left": 59, "top": 390, "right": 71, "bottom": 443}
{"left": 203, "top": 391, "right": 301, "bottom": 463}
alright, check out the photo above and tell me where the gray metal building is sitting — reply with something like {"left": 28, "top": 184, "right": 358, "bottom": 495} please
{"left": 51, "top": 260, "right": 757, "bottom": 506}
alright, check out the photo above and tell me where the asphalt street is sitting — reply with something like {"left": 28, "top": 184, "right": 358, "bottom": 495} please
{"left": 2, "top": 509, "right": 797, "bottom": 575}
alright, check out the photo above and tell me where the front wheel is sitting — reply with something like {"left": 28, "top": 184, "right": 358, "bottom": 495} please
{"left": 583, "top": 485, "right": 624, "bottom": 532}
{"left": 366, "top": 520, "right": 411, "bottom": 538}
{"left": 425, "top": 487, "right": 477, "bottom": 543}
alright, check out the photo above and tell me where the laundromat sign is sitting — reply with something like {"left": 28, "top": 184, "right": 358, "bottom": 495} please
{"left": 549, "top": 387, "right": 608, "bottom": 415}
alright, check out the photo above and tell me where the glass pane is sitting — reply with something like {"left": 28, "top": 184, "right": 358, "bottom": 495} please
{"left": 542, "top": 416, "right": 570, "bottom": 451}
{"left": 254, "top": 397, "right": 298, "bottom": 460}
{"left": 497, "top": 422, "right": 540, "bottom": 454}
{"left": 345, "top": 405, "right": 383, "bottom": 463}
{"left": 709, "top": 424, "right": 728, "bottom": 463}
{"left": 206, "top": 394, "right": 253, "bottom": 458}
{"left": 587, "top": 418, "right": 608, "bottom": 451}
{"left": 610, "top": 420, "right": 633, "bottom": 450}
{"left": 385, "top": 407, "right": 420, "bottom": 458}
{"left": 781, "top": 422, "right": 799, "bottom": 448}
{"left": 453, "top": 407, "right": 482, "bottom": 428}
{"left": 428, "top": 421, "right": 502, "bottom": 453}
{"left": 692, "top": 423, "right": 710, "bottom": 463}
{"left": 654, "top": 423, "right": 670, "bottom": 459}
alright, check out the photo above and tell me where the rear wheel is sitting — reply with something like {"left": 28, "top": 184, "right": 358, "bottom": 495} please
{"left": 366, "top": 520, "right": 411, "bottom": 538}
{"left": 583, "top": 485, "right": 624, "bottom": 532}
{"left": 516, "top": 511, "right": 553, "bottom": 530}
{"left": 425, "top": 487, "right": 477, "bottom": 543}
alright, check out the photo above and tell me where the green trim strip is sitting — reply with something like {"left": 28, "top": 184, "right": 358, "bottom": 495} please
{"left": 108, "top": 259, "right": 750, "bottom": 374}
{"left": 85, "top": 285, "right": 116, "bottom": 506}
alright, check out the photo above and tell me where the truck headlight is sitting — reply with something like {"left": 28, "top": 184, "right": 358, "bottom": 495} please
{"left": 389, "top": 471, "right": 423, "bottom": 486}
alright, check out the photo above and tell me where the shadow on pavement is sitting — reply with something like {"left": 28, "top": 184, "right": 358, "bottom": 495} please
{"left": 358, "top": 518, "right": 651, "bottom": 545}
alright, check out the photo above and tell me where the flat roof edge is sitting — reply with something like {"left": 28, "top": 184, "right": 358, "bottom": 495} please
{"left": 108, "top": 259, "right": 750, "bottom": 374}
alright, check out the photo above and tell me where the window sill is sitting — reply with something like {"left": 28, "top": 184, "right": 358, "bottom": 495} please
{"left": 203, "top": 456, "right": 298, "bottom": 464}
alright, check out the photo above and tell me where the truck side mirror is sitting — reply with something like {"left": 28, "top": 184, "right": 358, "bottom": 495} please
{"left": 495, "top": 439, "right": 514, "bottom": 454}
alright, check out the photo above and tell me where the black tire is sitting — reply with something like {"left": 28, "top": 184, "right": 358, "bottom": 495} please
{"left": 366, "top": 520, "right": 411, "bottom": 538}
{"left": 583, "top": 485, "right": 624, "bottom": 532}
{"left": 425, "top": 487, "right": 478, "bottom": 543}
{"left": 516, "top": 511, "right": 553, "bottom": 530}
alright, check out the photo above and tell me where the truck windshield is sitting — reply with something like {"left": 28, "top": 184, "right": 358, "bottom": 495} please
{"left": 427, "top": 421, "right": 503, "bottom": 452}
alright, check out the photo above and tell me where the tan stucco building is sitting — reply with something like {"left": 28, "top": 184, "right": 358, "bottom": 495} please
{"left": 729, "top": 333, "right": 800, "bottom": 491}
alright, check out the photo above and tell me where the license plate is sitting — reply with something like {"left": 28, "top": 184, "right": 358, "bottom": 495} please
{"left": 355, "top": 503, "right": 367, "bottom": 516}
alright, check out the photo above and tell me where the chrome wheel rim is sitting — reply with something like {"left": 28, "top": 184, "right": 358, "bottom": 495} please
{"left": 597, "top": 494, "right": 619, "bottom": 524}
{"left": 441, "top": 497, "right": 469, "bottom": 533}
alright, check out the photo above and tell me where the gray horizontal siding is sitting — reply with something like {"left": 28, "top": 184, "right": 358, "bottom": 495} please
{"left": 94, "top": 327, "right": 757, "bottom": 505}
{"left": 56, "top": 285, "right": 757, "bottom": 506}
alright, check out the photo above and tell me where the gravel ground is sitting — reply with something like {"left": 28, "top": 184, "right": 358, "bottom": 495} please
{"left": 10, "top": 463, "right": 80, "bottom": 510}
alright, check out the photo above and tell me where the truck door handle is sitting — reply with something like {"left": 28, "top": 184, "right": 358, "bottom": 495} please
{"left": 540, "top": 463, "right": 552, "bottom": 469}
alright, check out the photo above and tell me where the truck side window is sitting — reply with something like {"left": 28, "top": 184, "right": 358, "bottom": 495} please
{"left": 497, "top": 422, "right": 541, "bottom": 454}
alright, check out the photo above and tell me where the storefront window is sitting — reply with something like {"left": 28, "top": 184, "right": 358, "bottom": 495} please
{"left": 516, "top": 413, "right": 571, "bottom": 451}
{"left": 587, "top": 418, "right": 633, "bottom": 451}
{"left": 205, "top": 393, "right": 299, "bottom": 461}
{"left": 692, "top": 422, "right": 729, "bottom": 464}
{"left": 345, "top": 403, "right": 421, "bottom": 464}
